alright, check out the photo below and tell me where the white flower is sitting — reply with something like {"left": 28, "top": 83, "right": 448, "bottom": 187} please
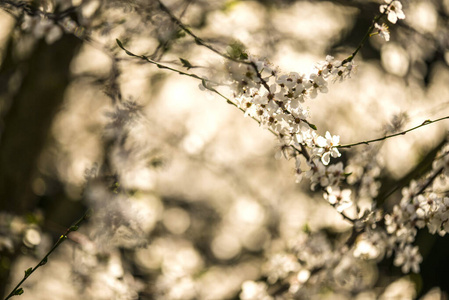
{"left": 316, "top": 55, "right": 342, "bottom": 78}
{"left": 326, "top": 162, "right": 345, "bottom": 187}
{"left": 374, "top": 23, "right": 390, "bottom": 41}
{"left": 289, "top": 111, "right": 309, "bottom": 134}
{"left": 308, "top": 73, "right": 328, "bottom": 98}
{"left": 427, "top": 212, "right": 443, "bottom": 235}
{"left": 380, "top": 0, "right": 405, "bottom": 24}
{"left": 264, "top": 253, "right": 300, "bottom": 283}
{"left": 395, "top": 226, "right": 417, "bottom": 249}
{"left": 432, "top": 149, "right": 449, "bottom": 176}
{"left": 305, "top": 159, "right": 328, "bottom": 189}
{"left": 353, "top": 237, "right": 382, "bottom": 260}
{"left": 240, "top": 281, "right": 273, "bottom": 300}
{"left": 400, "top": 180, "right": 419, "bottom": 205}
{"left": 276, "top": 72, "right": 299, "bottom": 90}
{"left": 316, "top": 131, "right": 341, "bottom": 165}
{"left": 393, "top": 245, "right": 422, "bottom": 273}
{"left": 294, "top": 157, "right": 303, "bottom": 183}
{"left": 384, "top": 205, "right": 403, "bottom": 234}
{"left": 330, "top": 61, "right": 355, "bottom": 83}
{"left": 324, "top": 186, "right": 352, "bottom": 212}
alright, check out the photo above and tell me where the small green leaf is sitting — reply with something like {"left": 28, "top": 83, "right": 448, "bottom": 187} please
{"left": 69, "top": 225, "right": 79, "bottom": 232}
{"left": 24, "top": 268, "right": 32, "bottom": 278}
{"left": 223, "top": 0, "right": 240, "bottom": 11}
{"left": 226, "top": 41, "right": 247, "bottom": 60}
{"left": 194, "top": 38, "right": 202, "bottom": 46}
{"left": 175, "top": 30, "right": 186, "bottom": 39}
{"left": 201, "top": 79, "right": 208, "bottom": 89}
{"left": 179, "top": 58, "right": 193, "bottom": 70}
{"left": 116, "top": 39, "right": 124, "bottom": 49}
{"left": 308, "top": 123, "right": 317, "bottom": 130}
{"left": 116, "top": 39, "right": 134, "bottom": 56}
{"left": 302, "top": 223, "right": 311, "bottom": 234}
{"left": 39, "top": 257, "right": 48, "bottom": 266}
{"left": 13, "top": 288, "right": 24, "bottom": 296}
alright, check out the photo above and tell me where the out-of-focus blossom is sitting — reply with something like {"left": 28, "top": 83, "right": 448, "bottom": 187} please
{"left": 21, "top": 15, "right": 62, "bottom": 44}
{"left": 324, "top": 186, "right": 352, "bottom": 212}
{"left": 393, "top": 245, "right": 422, "bottom": 273}
{"left": 240, "top": 281, "right": 273, "bottom": 300}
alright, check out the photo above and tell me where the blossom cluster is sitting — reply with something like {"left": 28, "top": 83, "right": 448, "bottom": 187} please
{"left": 225, "top": 55, "right": 354, "bottom": 192}
{"left": 349, "top": 142, "right": 448, "bottom": 276}
{"left": 381, "top": 145, "right": 449, "bottom": 272}
{"left": 240, "top": 136, "right": 448, "bottom": 297}
{"left": 10, "top": 0, "right": 445, "bottom": 298}
{"left": 346, "top": 145, "right": 383, "bottom": 201}
{"left": 372, "top": 0, "right": 406, "bottom": 42}
{"left": 223, "top": 1, "right": 447, "bottom": 296}
{"left": 241, "top": 230, "right": 387, "bottom": 299}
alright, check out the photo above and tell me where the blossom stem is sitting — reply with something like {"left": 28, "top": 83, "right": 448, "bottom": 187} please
{"left": 322, "top": 188, "right": 356, "bottom": 223}
{"left": 156, "top": 0, "right": 304, "bottom": 127}
{"left": 156, "top": 0, "right": 251, "bottom": 65}
{"left": 116, "top": 40, "right": 311, "bottom": 158}
{"left": 416, "top": 166, "right": 444, "bottom": 196}
{"left": 342, "top": 0, "right": 394, "bottom": 64}
{"left": 116, "top": 39, "right": 219, "bottom": 84}
{"left": 299, "top": 143, "right": 310, "bottom": 161}
{"left": 337, "top": 116, "right": 449, "bottom": 149}
{"left": 4, "top": 209, "right": 92, "bottom": 300}
{"left": 378, "top": 144, "right": 448, "bottom": 206}
{"left": 156, "top": 0, "right": 304, "bottom": 123}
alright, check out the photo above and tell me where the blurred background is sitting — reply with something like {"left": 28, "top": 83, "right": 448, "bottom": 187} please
{"left": 1, "top": 0, "right": 449, "bottom": 299}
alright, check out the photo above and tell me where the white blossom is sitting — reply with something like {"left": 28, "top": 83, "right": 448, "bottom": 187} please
{"left": 374, "top": 23, "right": 390, "bottom": 41}
{"left": 240, "top": 281, "right": 273, "bottom": 300}
{"left": 393, "top": 245, "right": 422, "bottom": 273}
{"left": 315, "top": 131, "right": 341, "bottom": 165}
{"left": 264, "top": 253, "right": 301, "bottom": 283}
{"left": 324, "top": 186, "right": 352, "bottom": 212}
{"left": 380, "top": 0, "right": 405, "bottom": 24}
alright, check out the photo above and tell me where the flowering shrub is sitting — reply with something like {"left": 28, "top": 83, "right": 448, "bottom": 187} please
{"left": 1, "top": 0, "right": 449, "bottom": 299}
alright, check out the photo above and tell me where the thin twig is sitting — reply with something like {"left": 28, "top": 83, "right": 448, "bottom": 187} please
{"left": 0, "top": 0, "right": 77, "bottom": 20}
{"left": 416, "top": 166, "right": 445, "bottom": 196}
{"left": 342, "top": 0, "right": 393, "bottom": 64}
{"left": 4, "top": 209, "right": 92, "bottom": 300}
{"left": 337, "top": 116, "right": 449, "bottom": 149}
{"left": 156, "top": 0, "right": 250, "bottom": 65}
{"left": 116, "top": 39, "right": 280, "bottom": 129}
{"left": 156, "top": 0, "right": 318, "bottom": 129}
{"left": 116, "top": 39, "right": 240, "bottom": 104}
{"left": 116, "top": 40, "right": 318, "bottom": 163}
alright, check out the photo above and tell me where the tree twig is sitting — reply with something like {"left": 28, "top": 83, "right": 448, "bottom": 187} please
{"left": 337, "top": 116, "right": 449, "bottom": 149}
{"left": 342, "top": 0, "right": 393, "bottom": 64}
{"left": 4, "top": 209, "right": 92, "bottom": 300}
{"left": 155, "top": 0, "right": 250, "bottom": 65}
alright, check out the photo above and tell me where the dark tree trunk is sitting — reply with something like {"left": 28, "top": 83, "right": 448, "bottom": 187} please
{"left": 0, "top": 32, "right": 82, "bottom": 297}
